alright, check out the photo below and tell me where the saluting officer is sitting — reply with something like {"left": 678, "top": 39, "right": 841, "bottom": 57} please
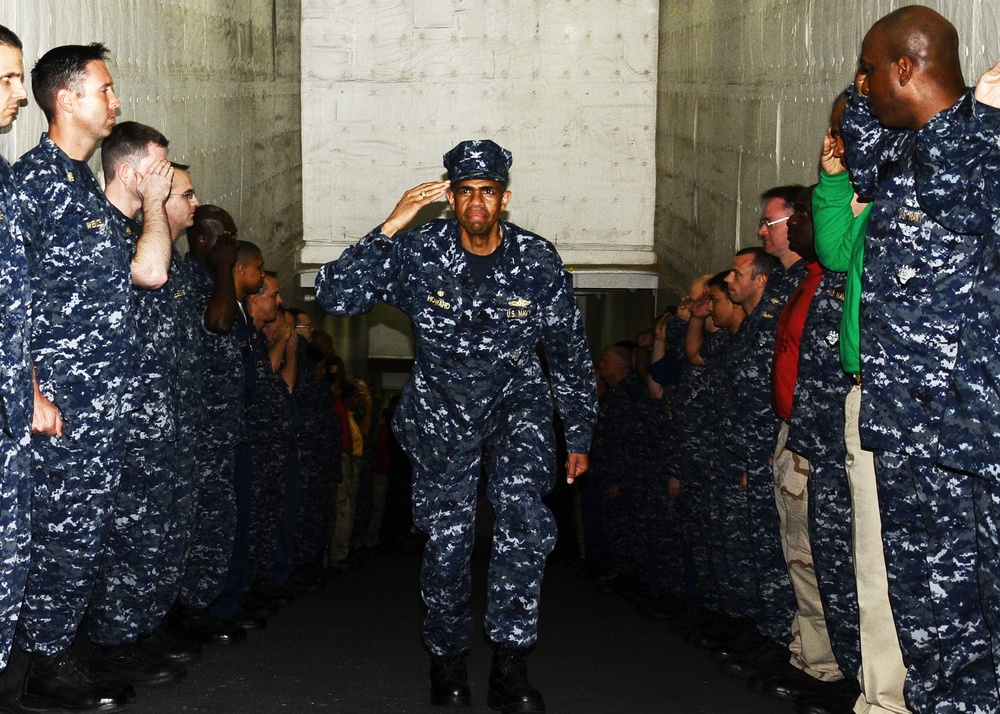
{"left": 315, "top": 140, "right": 596, "bottom": 713}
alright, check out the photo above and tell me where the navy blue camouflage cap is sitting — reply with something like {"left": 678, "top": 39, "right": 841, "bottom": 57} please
{"left": 443, "top": 139, "right": 512, "bottom": 184}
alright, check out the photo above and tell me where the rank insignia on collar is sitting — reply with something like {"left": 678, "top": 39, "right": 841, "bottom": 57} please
{"left": 173, "top": 289, "right": 186, "bottom": 299}
{"left": 67, "top": 172, "right": 74, "bottom": 182}
{"left": 508, "top": 298, "right": 531, "bottom": 307}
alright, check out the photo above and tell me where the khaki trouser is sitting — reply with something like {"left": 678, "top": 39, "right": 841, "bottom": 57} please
{"left": 328, "top": 454, "right": 361, "bottom": 563}
{"left": 774, "top": 421, "right": 843, "bottom": 681}
{"left": 845, "top": 385, "right": 910, "bottom": 714}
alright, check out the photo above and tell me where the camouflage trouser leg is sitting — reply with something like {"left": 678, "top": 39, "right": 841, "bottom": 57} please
{"left": 0, "top": 441, "right": 30, "bottom": 668}
{"left": 875, "top": 451, "right": 997, "bottom": 713}
{"left": 248, "top": 445, "right": 289, "bottom": 586}
{"left": 683, "top": 475, "right": 720, "bottom": 612}
{"left": 579, "top": 474, "right": 615, "bottom": 577}
{"left": 292, "top": 449, "right": 338, "bottom": 569}
{"left": 645, "top": 475, "right": 684, "bottom": 601}
{"left": 483, "top": 418, "right": 556, "bottom": 650}
{"left": 806, "top": 457, "right": 861, "bottom": 680}
{"left": 716, "top": 458, "right": 757, "bottom": 620}
{"left": 179, "top": 441, "right": 236, "bottom": 609}
{"left": 146, "top": 441, "right": 198, "bottom": 632}
{"left": 746, "top": 454, "right": 795, "bottom": 644}
{"left": 18, "top": 431, "right": 126, "bottom": 654}
{"left": 602, "top": 482, "right": 635, "bottom": 578}
{"left": 972, "top": 477, "right": 1000, "bottom": 703}
{"left": 90, "top": 440, "right": 175, "bottom": 645}
{"left": 412, "top": 457, "right": 481, "bottom": 657}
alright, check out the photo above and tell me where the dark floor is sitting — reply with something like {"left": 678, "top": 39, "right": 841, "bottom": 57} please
{"left": 60, "top": 544, "right": 792, "bottom": 714}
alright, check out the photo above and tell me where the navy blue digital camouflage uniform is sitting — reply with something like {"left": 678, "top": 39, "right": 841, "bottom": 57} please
{"left": 783, "top": 269, "right": 860, "bottom": 678}
{"left": 725, "top": 261, "right": 805, "bottom": 645}
{"left": 0, "top": 154, "right": 33, "bottom": 669}
{"left": 585, "top": 370, "right": 645, "bottom": 580}
{"left": 912, "top": 90, "right": 1000, "bottom": 700}
{"left": 679, "top": 329, "right": 756, "bottom": 620}
{"left": 14, "top": 134, "right": 137, "bottom": 655}
{"left": 246, "top": 326, "right": 295, "bottom": 587}
{"left": 290, "top": 336, "right": 341, "bottom": 570}
{"left": 315, "top": 215, "right": 596, "bottom": 656}
{"left": 662, "top": 330, "right": 726, "bottom": 614}
{"left": 175, "top": 256, "right": 243, "bottom": 611}
{"left": 89, "top": 231, "right": 185, "bottom": 646}
{"left": 208, "top": 304, "right": 256, "bottom": 619}
{"left": 648, "top": 316, "right": 699, "bottom": 608}
{"left": 842, "top": 89, "right": 997, "bottom": 712}
{"left": 641, "top": 392, "right": 684, "bottom": 602}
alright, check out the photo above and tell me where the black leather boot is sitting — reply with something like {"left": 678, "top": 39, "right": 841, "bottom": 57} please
{"left": 430, "top": 653, "right": 471, "bottom": 706}
{"left": 92, "top": 642, "right": 187, "bottom": 688}
{"left": 21, "top": 650, "right": 131, "bottom": 712}
{"left": 486, "top": 645, "right": 545, "bottom": 713}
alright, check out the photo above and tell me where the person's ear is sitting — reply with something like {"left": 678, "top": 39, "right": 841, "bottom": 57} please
{"left": 896, "top": 55, "right": 913, "bottom": 88}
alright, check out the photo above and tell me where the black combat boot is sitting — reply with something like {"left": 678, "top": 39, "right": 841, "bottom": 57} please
{"left": 430, "top": 653, "right": 471, "bottom": 706}
{"left": 139, "top": 626, "right": 203, "bottom": 665}
{"left": 21, "top": 650, "right": 131, "bottom": 712}
{"left": 92, "top": 642, "right": 187, "bottom": 688}
{"left": 486, "top": 645, "right": 545, "bottom": 713}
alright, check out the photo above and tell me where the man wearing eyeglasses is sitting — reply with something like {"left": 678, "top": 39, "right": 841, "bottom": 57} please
{"left": 758, "top": 186, "right": 805, "bottom": 278}
{"left": 710, "top": 186, "right": 807, "bottom": 680}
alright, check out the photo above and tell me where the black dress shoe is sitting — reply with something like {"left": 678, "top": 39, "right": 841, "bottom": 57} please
{"left": 92, "top": 642, "right": 187, "bottom": 688}
{"left": 140, "top": 627, "right": 203, "bottom": 665}
{"left": 430, "top": 654, "right": 471, "bottom": 707}
{"left": 167, "top": 606, "right": 247, "bottom": 646}
{"left": 710, "top": 629, "right": 768, "bottom": 663}
{"left": 21, "top": 650, "right": 131, "bottom": 713}
{"left": 794, "top": 676, "right": 862, "bottom": 713}
{"left": 225, "top": 608, "right": 267, "bottom": 630}
{"left": 247, "top": 582, "right": 294, "bottom": 608}
{"left": 762, "top": 667, "right": 851, "bottom": 702}
{"left": 487, "top": 645, "right": 545, "bottom": 713}
{"left": 746, "top": 662, "right": 798, "bottom": 694}
{"left": 719, "top": 640, "right": 790, "bottom": 679}
{"left": 240, "top": 593, "right": 279, "bottom": 619}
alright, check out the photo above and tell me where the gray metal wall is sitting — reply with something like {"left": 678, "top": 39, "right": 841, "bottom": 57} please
{"left": 655, "top": 0, "right": 1000, "bottom": 296}
{"left": 1, "top": 1, "right": 303, "bottom": 284}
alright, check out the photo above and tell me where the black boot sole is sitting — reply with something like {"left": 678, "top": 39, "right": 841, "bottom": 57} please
{"left": 19, "top": 693, "right": 130, "bottom": 713}
{"left": 486, "top": 690, "right": 545, "bottom": 713}
{"left": 431, "top": 692, "right": 471, "bottom": 707}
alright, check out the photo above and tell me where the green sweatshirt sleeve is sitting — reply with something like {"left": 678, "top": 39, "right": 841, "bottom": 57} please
{"left": 812, "top": 169, "right": 870, "bottom": 375}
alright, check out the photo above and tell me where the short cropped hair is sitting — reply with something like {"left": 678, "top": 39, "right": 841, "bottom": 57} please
{"left": 735, "top": 246, "right": 779, "bottom": 278}
{"left": 101, "top": 121, "right": 169, "bottom": 180}
{"left": 707, "top": 270, "right": 731, "bottom": 291}
{"left": 235, "top": 240, "right": 262, "bottom": 266}
{"left": 32, "top": 43, "right": 110, "bottom": 122}
{"left": 760, "top": 185, "right": 806, "bottom": 212}
{"left": 0, "top": 25, "right": 23, "bottom": 50}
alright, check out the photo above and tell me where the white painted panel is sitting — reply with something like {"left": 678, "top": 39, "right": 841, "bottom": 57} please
{"left": 301, "top": 0, "right": 660, "bottom": 269}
